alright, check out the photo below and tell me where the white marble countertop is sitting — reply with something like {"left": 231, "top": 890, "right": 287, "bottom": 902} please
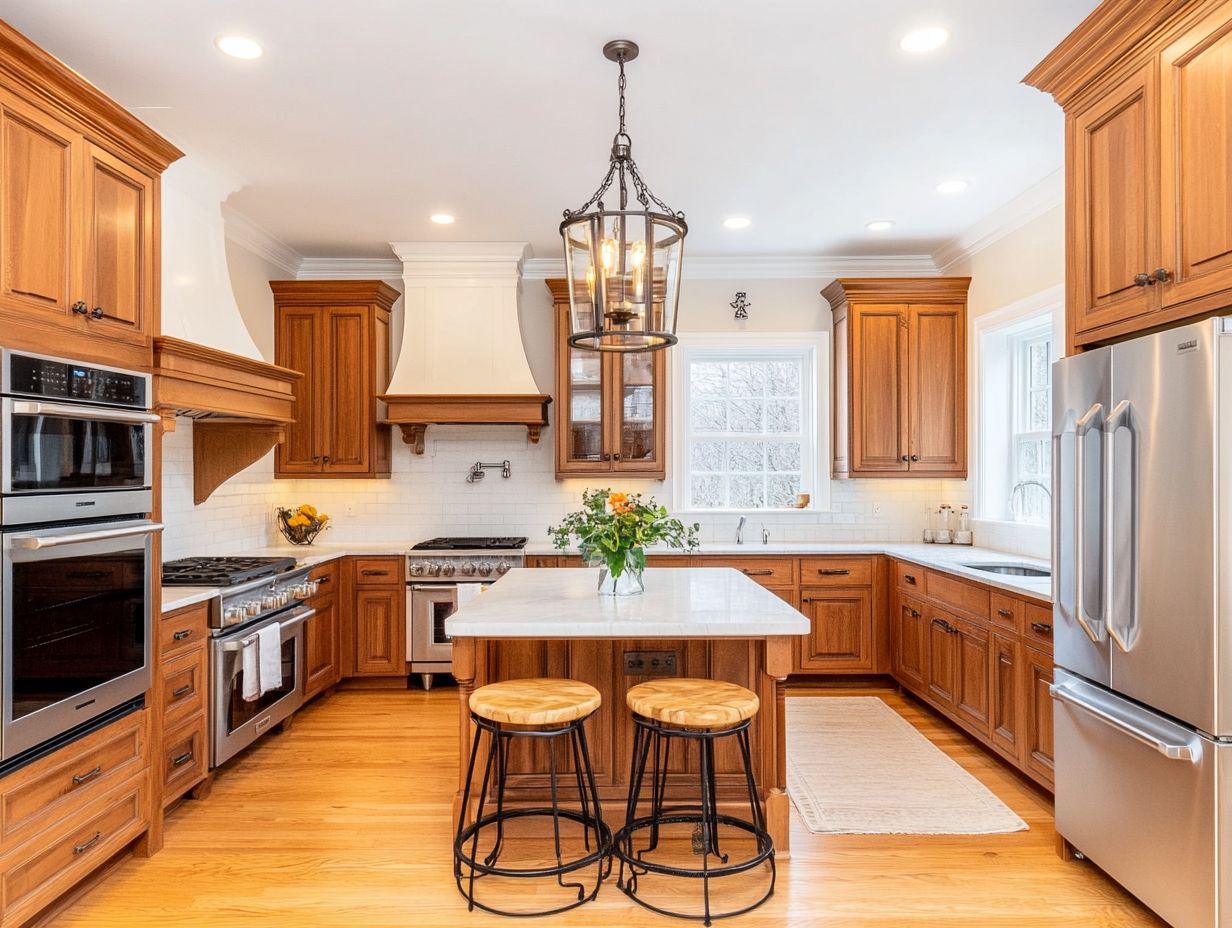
{"left": 445, "top": 567, "right": 812, "bottom": 639}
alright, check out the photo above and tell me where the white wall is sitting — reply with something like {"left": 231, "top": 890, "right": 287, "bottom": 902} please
{"left": 223, "top": 240, "right": 286, "bottom": 362}
{"left": 160, "top": 252, "right": 970, "bottom": 558}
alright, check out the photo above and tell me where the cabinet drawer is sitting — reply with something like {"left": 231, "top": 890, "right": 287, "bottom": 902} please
{"left": 990, "top": 593, "right": 1023, "bottom": 634}
{"left": 0, "top": 710, "right": 145, "bottom": 846}
{"left": 309, "top": 559, "right": 339, "bottom": 589}
{"left": 1, "top": 777, "right": 148, "bottom": 921}
{"left": 161, "top": 647, "right": 206, "bottom": 726}
{"left": 925, "top": 570, "right": 990, "bottom": 620}
{"left": 799, "top": 556, "right": 873, "bottom": 586}
{"left": 161, "top": 718, "right": 207, "bottom": 804}
{"left": 1024, "top": 601, "right": 1054, "bottom": 648}
{"left": 895, "top": 561, "right": 924, "bottom": 592}
{"left": 352, "top": 556, "right": 402, "bottom": 586}
{"left": 160, "top": 602, "right": 209, "bottom": 658}
{"left": 701, "top": 557, "right": 796, "bottom": 588}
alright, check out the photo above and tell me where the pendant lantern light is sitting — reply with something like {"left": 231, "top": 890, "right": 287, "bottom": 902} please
{"left": 560, "top": 40, "right": 687, "bottom": 352}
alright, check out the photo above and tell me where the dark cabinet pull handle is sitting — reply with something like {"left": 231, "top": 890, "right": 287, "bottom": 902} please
{"left": 172, "top": 751, "right": 195, "bottom": 768}
{"left": 1031, "top": 622, "right": 1053, "bottom": 634}
{"left": 601, "top": 452, "right": 611, "bottom": 461}
{"left": 71, "top": 300, "right": 88, "bottom": 315}
{"left": 997, "top": 608, "right": 1013, "bottom": 618}
{"left": 817, "top": 568, "right": 850, "bottom": 576}
{"left": 72, "top": 765, "right": 102, "bottom": 786}
{"left": 901, "top": 455, "right": 909, "bottom": 462}
{"left": 909, "top": 608, "right": 921, "bottom": 618}
{"left": 73, "top": 831, "right": 103, "bottom": 855}
{"left": 173, "top": 629, "right": 193, "bottom": 641}
{"left": 904, "top": 574, "right": 917, "bottom": 584}
{"left": 317, "top": 575, "right": 332, "bottom": 584}
{"left": 1152, "top": 267, "right": 1171, "bottom": 284}
{"left": 910, "top": 454, "right": 919, "bottom": 462}
{"left": 323, "top": 455, "right": 331, "bottom": 463}
{"left": 171, "top": 684, "right": 193, "bottom": 699}
{"left": 931, "top": 617, "right": 949, "bottom": 631}
{"left": 361, "top": 569, "right": 389, "bottom": 576}
{"left": 312, "top": 455, "right": 321, "bottom": 463}
{"left": 89, "top": 306, "right": 104, "bottom": 319}
{"left": 1134, "top": 272, "right": 1151, "bottom": 287}
{"left": 801, "top": 596, "right": 810, "bottom": 604}
{"left": 741, "top": 569, "right": 774, "bottom": 576}
{"left": 613, "top": 452, "right": 621, "bottom": 460}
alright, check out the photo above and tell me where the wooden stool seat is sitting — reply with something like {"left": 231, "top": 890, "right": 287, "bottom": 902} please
{"left": 469, "top": 678, "right": 602, "bottom": 726}
{"left": 626, "top": 678, "right": 759, "bottom": 729}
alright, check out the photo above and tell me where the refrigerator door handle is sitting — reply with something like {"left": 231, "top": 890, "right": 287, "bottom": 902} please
{"left": 1073, "top": 402, "right": 1106, "bottom": 644}
{"left": 1104, "top": 399, "right": 1137, "bottom": 652}
{"left": 1051, "top": 681, "right": 1202, "bottom": 763}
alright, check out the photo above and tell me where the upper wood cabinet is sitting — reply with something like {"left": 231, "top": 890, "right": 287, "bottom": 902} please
{"left": 824, "top": 278, "right": 969, "bottom": 478}
{"left": 1026, "top": 0, "right": 1232, "bottom": 351}
{"left": 0, "top": 21, "right": 180, "bottom": 370}
{"left": 272, "top": 281, "right": 396, "bottom": 478}
{"left": 546, "top": 279, "right": 666, "bottom": 480}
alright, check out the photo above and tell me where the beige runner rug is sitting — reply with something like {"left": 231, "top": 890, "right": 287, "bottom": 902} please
{"left": 786, "top": 696, "right": 1028, "bottom": 835}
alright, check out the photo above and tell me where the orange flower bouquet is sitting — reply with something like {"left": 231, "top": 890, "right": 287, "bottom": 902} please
{"left": 276, "top": 504, "right": 330, "bottom": 546}
{"left": 549, "top": 489, "right": 698, "bottom": 595}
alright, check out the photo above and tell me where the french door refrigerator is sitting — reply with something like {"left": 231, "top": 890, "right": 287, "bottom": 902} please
{"left": 1052, "top": 316, "right": 1232, "bottom": 928}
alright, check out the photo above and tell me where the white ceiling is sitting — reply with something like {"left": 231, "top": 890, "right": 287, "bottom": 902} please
{"left": 3, "top": 1, "right": 1095, "bottom": 261}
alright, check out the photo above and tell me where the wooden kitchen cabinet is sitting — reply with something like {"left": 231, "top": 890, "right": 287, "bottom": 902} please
{"left": 796, "top": 588, "right": 874, "bottom": 673}
{"left": 0, "top": 23, "right": 180, "bottom": 371}
{"left": 951, "top": 616, "right": 991, "bottom": 737}
{"left": 990, "top": 633, "right": 1022, "bottom": 763}
{"left": 823, "top": 278, "right": 968, "bottom": 478}
{"left": 547, "top": 279, "right": 666, "bottom": 479}
{"left": 1023, "top": 644, "right": 1056, "bottom": 788}
{"left": 1027, "top": 0, "right": 1232, "bottom": 351}
{"left": 304, "top": 561, "right": 341, "bottom": 700}
{"left": 351, "top": 557, "right": 405, "bottom": 677}
{"left": 891, "top": 593, "right": 927, "bottom": 689}
{"left": 272, "top": 281, "right": 396, "bottom": 478}
{"left": 157, "top": 602, "right": 209, "bottom": 809}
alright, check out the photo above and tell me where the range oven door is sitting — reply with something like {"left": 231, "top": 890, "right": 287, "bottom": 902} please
{"left": 2, "top": 519, "right": 160, "bottom": 760}
{"left": 408, "top": 584, "right": 466, "bottom": 667}
{"left": 211, "top": 606, "right": 311, "bottom": 768}
{"left": 1, "top": 399, "right": 158, "bottom": 525}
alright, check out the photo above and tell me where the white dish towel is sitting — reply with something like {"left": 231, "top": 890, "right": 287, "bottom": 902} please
{"left": 257, "top": 622, "right": 283, "bottom": 695}
{"left": 241, "top": 635, "right": 261, "bottom": 702}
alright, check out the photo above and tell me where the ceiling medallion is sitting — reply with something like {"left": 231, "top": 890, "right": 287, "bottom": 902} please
{"left": 559, "top": 40, "right": 687, "bottom": 353}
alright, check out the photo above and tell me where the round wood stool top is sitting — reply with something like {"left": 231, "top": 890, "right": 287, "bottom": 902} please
{"left": 626, "top": 678, "right": 759, "bottom": 729}
{"left": 469, "top": 678, "right": 602, "bottom": 726}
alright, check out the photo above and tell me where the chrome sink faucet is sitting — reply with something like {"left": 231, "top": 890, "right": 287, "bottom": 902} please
{"left": 736, "top": 515, "right": 746, "bottom": 545}
{"left": 1010, "top": 480, "right": 1052, "bottom": 520}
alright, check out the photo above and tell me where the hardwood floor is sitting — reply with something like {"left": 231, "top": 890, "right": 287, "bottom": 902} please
{"left": 46, "top": 684, "right": 1163, "bottom": 927}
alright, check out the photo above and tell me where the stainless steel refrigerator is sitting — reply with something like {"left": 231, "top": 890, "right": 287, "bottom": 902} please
{"left": 1052, "top": 316, "right": 1232, "bottom": 928}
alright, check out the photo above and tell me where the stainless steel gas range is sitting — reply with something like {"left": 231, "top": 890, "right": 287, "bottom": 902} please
{"left": 163, "top": 556, "right": 320, "bottom": 767}
{"left": 405, "top": 537, "right": 526, "bottom": 690}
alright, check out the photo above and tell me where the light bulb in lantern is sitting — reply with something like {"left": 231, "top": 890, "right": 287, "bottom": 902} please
{"left": 629, "top": 239, "right": 646, "bottom": 301}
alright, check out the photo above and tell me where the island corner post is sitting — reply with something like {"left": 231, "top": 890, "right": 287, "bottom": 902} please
{"left": 450, "top": 631, "right": 798, "bottom": 858}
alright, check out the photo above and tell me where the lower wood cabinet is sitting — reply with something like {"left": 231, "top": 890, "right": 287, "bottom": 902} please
{"left": 354, "top": 589, "right": 405, "bottom": 676}
{"left": 891, "top": 594, "right": 927, "bottom": 689}
{"left": 304, "top": 561, "right": 341, "bottom": 700}
{"left": 951, "top": 617, "right": 991, "bottom": 738}
{"left": 1023, "top": 644, "right": 1056, "bottom": 788}
{"left": 990, "top": 634, "right": 1021, "bottom": 763}
{"left": 157, "top": 603, "right": 208, "bottom": 808}
{"left": 796, "top": 588, "right": 874, "bottom": 672}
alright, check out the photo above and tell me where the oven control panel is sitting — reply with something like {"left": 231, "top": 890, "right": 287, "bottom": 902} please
{"left": 406, "top": 552, "right": 523, "bottom": 580}
{"left": 4, "top": 351, "right": 150, "bottom": 408}
{"left": 215, "top": 568, "right": 317, "bottom": 631}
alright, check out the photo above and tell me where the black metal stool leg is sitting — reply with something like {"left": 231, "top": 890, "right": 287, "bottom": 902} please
{"left": 454, "top": 720, "right": 485, "bottom": 881}
{"left": 697, "top": 729, "right": 715, "bottom": 928}
{"left": 464, "top": 722, "right": 499, "bottom": 910}
{"left": 482, "top": 729, "right": 509, "bottom": 867}
{"left": 703, "top": 736, "right": 728, "bottom": 865}
{"left": 618, "top": 718, "right": 652, "bottom": 890}
{"left": 548, "top": 728, "right": 587, "bottom": 900}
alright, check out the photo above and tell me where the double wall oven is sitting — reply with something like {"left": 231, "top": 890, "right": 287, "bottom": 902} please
{"left": 0, "top": 351, "right": 161, "bottom": 763}
{"left": 406, "top": 537, "right": 525, "bottom": 690}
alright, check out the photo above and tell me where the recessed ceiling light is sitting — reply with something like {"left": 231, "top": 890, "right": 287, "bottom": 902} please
{"left": 215, "top": 35, "right": 263, "bottom": 60}
{"left": 936, "top": 179, "right": 969, "bottom": 194}
{"left": 429, "top": 213, "right": 456, "bottom": 225}
{"left": 723, "top": 216, "right": 751, "bottom": 230}
{"left": 866, "top": 219, "right": 895, "bottom": 232}
{"left": 900, "top": 26, "right": 950, "bottom": 54}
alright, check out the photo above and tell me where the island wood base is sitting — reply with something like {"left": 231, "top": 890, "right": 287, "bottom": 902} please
{"left": 451, "top": 634, "right": 795, "bottom": 857}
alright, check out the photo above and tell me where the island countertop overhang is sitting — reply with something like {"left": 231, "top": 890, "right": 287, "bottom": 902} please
{"left": 445, "top": 567, "right": 810, "bottom": 639}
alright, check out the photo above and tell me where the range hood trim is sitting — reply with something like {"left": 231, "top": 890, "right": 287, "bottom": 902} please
{"left": 380, "top": 393, "right": 552, "bottom": 455}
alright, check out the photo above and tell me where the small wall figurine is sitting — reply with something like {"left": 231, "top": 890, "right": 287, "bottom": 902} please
{"left": 731, "top": 291, "right": 751, "bottom": 320}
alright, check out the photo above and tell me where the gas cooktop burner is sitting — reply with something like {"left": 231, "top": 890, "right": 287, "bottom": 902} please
{"left": 411, "top": 536, "right": 528, "bottom": 551}
{"left": 162, "top": 556, "right": 298, "bottom": 586}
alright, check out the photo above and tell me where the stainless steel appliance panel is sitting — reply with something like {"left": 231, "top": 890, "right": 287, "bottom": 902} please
{"left": 1108, "top": 320, "right": 1219, "bottom": 734}
{"left": 408, "top": 584, "right": 464, "bottom": 665}
{"left": 1053, "top": 669, "right": 1218, "bottom": 928}
{"left": 1052, "top": 345, "right": 1111, "bottom": 686}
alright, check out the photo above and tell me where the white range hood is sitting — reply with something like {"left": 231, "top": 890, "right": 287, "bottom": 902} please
{"left": 381, "top": 242, "right": 551, "bottom": 453}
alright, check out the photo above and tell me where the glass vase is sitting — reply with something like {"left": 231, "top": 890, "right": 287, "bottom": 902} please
{"left": 596, "top": 549, "right": 645, "bottom": 596}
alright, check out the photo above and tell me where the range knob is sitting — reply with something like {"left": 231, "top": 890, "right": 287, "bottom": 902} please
{"left": 409, "top": 563, "right": 425, "bottom": 577}
{"left": 262, "top": 594, "right": 279, "bottom": 609}
{"left": 244, "top": 601, "right": 261, "bottom": 616}
{"left": 428, "top": 562, "right": 443, "bottom": 577}
{"left": 495, "top": 560, "right": 510, "bottom": 575}
{"left": 225, "top": 606, "right": 246, "bottom": 625}
{"left": 478, "top": 563, "right": 493, "bottom": 577}
{"left": 460, "top": 562, "right": 476, "bottom": 577}
{"left": 441, "top": 563, "right": 456, "bottom": 577}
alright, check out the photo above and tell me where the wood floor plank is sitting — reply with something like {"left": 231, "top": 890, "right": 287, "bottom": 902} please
{"left": 45, "top": 685, "right": 1164, "bottom": 927}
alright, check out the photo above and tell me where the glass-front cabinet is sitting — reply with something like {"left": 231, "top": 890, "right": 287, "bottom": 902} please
{"left": 550, "top": 280, "right": 666, "bottom": 479}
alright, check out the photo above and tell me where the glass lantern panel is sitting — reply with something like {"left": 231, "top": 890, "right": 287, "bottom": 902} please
{"left": 562, "top": 217, "right": 598, "bottom": 338}
{"left": 620, "top": 351, "right": 656, "bottom": 462}
{"left": 652, "top": 215, "right": 685, "bottom": 342}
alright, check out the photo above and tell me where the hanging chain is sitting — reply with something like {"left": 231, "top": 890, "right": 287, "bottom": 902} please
{"left": 562, "top": 49, "right": 684, "bottom": 220}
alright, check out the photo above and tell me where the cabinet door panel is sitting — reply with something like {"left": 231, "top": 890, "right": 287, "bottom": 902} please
{"left": 891, "top": 593, "right": 927, "bottom": 689}
{"left": 0, "top": 93, "right": 79, "bottom": 322}
{"left": 990, "top": 633, "right": 1020, "bottom": 762}
{"left": 925, "top": 612, "right": 957, "bottom": 708}
{"left": 83, "top": 143, "right": 153, "bottom": 344}
{"left": 952, "top": 618, "right": 990, "bottom": 736}
{"left": 305, "top": 594, "right": 340, "bottom": 699}
{"left": 850, "top": 304, "right": 908, "bottom": 472}
{"left": 611, "top": 349, "right": 665, "bottom": 477}
{"left": 1161, "top": 8, "right": 1232, "bottom": 308}
{"left": 1071, "top": 66, "right": 1159, "bottom": 337}
{"left": 355, "top": 589, "right": 404, "bottom": 676}
{"left": 276, "top": 308, "right": 321, "bottom": 473}
{"left": 321, "top": 306, "right": 371, "bottom": 472}
{"left": 908, "top": 304, "right": 965, "bottom": 474}
{"left": 555, "top": 302, "right": 609, "bottom": 475}
{"left": 1023, "top": 645, "right": 1055, "bottom": 786}
{"left": 796, "top": 588, "right": 873, "bottom": 672}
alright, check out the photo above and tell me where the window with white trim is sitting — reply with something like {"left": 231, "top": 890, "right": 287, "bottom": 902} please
{"left": 675, "top": 337, "right": 825, "bottom": 511}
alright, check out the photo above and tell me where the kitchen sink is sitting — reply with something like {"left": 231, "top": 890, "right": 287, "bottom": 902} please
{"left": 963, "top": 563, "right": 1050, "bottom": 578}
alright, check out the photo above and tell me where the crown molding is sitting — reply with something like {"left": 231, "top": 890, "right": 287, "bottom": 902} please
{"left": 296, "top": 256, "right": 403, "bottom": 280}
{"left": 932, "top": 170, "right": 1064, "bottom": 273}
{"left": 526, "top": 254, "right": 939, "bottom": 281}
{"left": 387, "top": 241, "right": 529, "bottom": 280}
{"left": 222, "top": 207, "right": 302, "bottom": 277}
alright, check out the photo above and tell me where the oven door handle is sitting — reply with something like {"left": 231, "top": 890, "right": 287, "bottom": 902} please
{"left": 10, "top": 400, "right": 162, "bottom": 425}
{"left": 11, "top": 522, "right": 164, "bottom": 549}
{"left": 218, "top": 607, "right": 316, "bottom": 652}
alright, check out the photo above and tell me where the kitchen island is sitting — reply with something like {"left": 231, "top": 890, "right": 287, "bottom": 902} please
{"left": 446, "top": 567, "right": 810, "bottom": 855}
